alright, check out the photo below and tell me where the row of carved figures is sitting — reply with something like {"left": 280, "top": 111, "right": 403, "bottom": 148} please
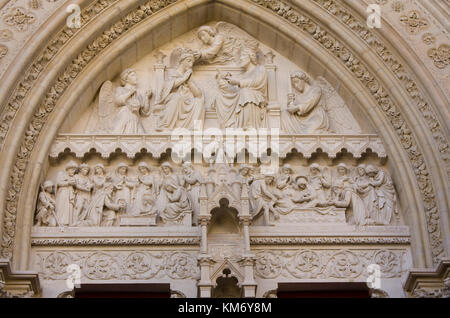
{"left": 35, "top": 161, "right": 398, "bottom": 227}
{"left": 95, "top": 23, "right": 361, "bottom": 134}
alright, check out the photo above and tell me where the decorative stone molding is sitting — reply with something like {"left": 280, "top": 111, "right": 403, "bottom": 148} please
{"left": 399, "top": 10, "right": 429, "bottom": 34}
{"left": 49, "top": 134, "right": 386, "bottom": 160}
{"left": 31, "top": 237, "right": 200, "bottom": 246}
{"left": 250, "top": 237, "right": 410, "bottom": 245}
{"left": 0, "top": 0, "right": 118, "bottom": 77}
{"left": 404, "top": 258, "right": 450, "bottom": 298}
{"left": 251, "top": 0, "right": 446, "bottom": 264}
{"left": 3, "top": 7, "right": 36, "bottom": 32}
{"left": 0, "top": 0, "right": 446, "bottom": 272}
{"left": 34, "top": 250, "right": 199, "bottom": 281}
{"left": 0, "top": 258, "right": 41, "bottom": 297}
{"left": 0, "top": 0, "right": 182, "bottom": 259}
{"left": 253, "top": 248, "right": 408, "bottom": 279}
{"left": 428, "top": 44, "right": 449, "bottom": 69}
{"left": 307, "top": 0, "right": 449, "bottom": 179}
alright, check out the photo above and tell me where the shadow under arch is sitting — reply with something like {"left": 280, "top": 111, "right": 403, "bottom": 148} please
{"left": 208, "top": 198, "right": 241, "bottom": 235}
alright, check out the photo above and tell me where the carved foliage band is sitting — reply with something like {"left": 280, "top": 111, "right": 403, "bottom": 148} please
{"left": 0, "top": 0, "right": 445, "bottom": 266}
{"left": 250, "top": 0, "right": 445, "bottom": 264}
{"left": 254, "top": 249, "right": 407, "bottom": 279}
{"left": 35, "top": 250, "right": 199, "bottom": 281}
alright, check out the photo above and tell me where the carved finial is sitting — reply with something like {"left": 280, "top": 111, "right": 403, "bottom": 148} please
{"left": 154, "top": 50, "right": 167, "bottom": 65}
{"left": 265, "top": 51, "right": 275, "bottom": 65}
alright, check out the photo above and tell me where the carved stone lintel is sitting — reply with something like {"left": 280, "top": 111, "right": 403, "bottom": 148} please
{"left": 0, "top": 259, "right": 41, "bottom": 298}
{"left": 404, "top": 259, "right": 450, "bottom": 298}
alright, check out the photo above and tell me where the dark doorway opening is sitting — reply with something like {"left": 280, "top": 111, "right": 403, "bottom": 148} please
{"left": 277, "top": 282, "right": 370, "bottom": 298}
{"left": 74, "top": 283, "right": 171, "bottom": 298}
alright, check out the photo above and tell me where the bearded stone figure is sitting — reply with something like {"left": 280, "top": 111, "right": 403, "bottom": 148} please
{"left": 215, "top": 42, "right": 268, "bottom": 129}
{"left": 78, "top": 164, "right": 109, "bottom": 226}
{"left": 55, "top": 161, "right": 77, "bottom": 226}
{"left": 155, "top": 48, "right": 205, "bottom": 130}
{"left": 161, "top": 180, "right": 192, "bottom": 222}
{"left": 250, "top": 175, "right": 281, "bottom": 226}
{"left": 282, "top": 71, "right": 329, "bottom": 134}
{"left": 329, "top": 163, "right": 366, "bottom": 226}
{"left": 365, "top": 165, "right": 397, "bottom": 225}
{"left": 132, "top": 162, "right": 157, "bottom": 216}
{"left": 111, "top": 163, "right": 136, "bottom": 215}
{"left": 73, "top": 163, "right": 93, "bottom": 224}
{"left": 153, "top": 162, "right": 180, "bottom": 217}
{"left": 36, "top": 181, "right": 57, "bottom": 227}
{"left": 180, "top": 162, "right": 202, "bottom": 226}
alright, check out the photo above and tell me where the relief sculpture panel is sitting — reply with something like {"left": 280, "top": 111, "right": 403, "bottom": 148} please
{"left": 34, "top": 160, "right": 401, "bottom": 229}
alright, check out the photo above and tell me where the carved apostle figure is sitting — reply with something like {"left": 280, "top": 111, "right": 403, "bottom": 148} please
{"left": 330, "top": 163, "right": 354, "bottom": 203}
{"left": 55, "top": 161, "right": 78, "bottom": 226}
{"left": 36, "top": 181, "right": 57, "bottom": 227}
{"left": 112, "top": 163, "right": 136, "bottom": 214}
{"left": 132, "top": 162, "right": 157, "bottom": 216}
{"left": 354, "top": 164, "right": 376, "bottom": 224}
{"left": 161, "top": 180, "right": 192, "bottom": 222}
{"left": 282, "top": 71, "right": 329, "bottom": 134}
{"left": 308, "top": 163, "right": 331, "bottom": 207}
{"left": 237, "top": 164, "right": 254, "bottom": 186}
{"left": 329, "top": 164, "right": 366, "bottom": 226}
{"left": 250, "top": 175, "right": 281, "bottom": 226}
{"left": 276, "top": 164, "right": 294, "bottom": 192}
{"left": 78, "top": 163, "right": 110, "bottom": 226}
{"left": 366, "top": 165, "right": 397, "bottom": 225}
{"left": 213, "top": 70, "right": 240, "bottom": 128}
{"left": 101, "top": 184, "right": 126, "bottom": 227}
{"left": 180, "top": 162, "right": 202, "bottom": 226}
{"left": 154, "top": 162, "right": 180, "bottom": 217}
{"left": 98, "top": 68, "right": 152, "bottom": 134}
{"left": 291, "top": 176, "right": 314, "bottom": 208}
{"left": 218, "top": 42, "right": 268, "bottom": 129}
{"left": 73, "top": 163, "right": 93, "bottom": 224}
{"left": 155, "top": 48, "right": 205, "bottom": 130}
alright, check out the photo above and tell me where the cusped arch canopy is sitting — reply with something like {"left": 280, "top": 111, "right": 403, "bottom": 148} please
{"left": 0, "top": 0, "right": 448, "bottom": 274}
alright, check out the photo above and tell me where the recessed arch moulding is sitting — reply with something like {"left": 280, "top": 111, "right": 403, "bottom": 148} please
{"left": 0, "top": 0, "right": 448, "bottom": 298}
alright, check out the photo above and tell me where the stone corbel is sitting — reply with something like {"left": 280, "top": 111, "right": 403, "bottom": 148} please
{"left": 0, "top": 259, "right": 41, "bottom": 298}
{"left": 403, "top": 258, "right": 450, "bottom": 298}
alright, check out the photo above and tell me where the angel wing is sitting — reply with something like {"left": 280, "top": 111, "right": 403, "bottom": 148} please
{"left": 315, "top": 76, "right": 362, "bottom": 134}
{"left": 215, "top": 22, "right": 253, "bottom": 64}
{"left": 98, "top": 80, "right": 116, "bottom": 133}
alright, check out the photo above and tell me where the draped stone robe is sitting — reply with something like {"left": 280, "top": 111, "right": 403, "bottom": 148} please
{"left": 157, "top": 69, "right": 205, "bottom": 130}
{"left": 215, "top": 65, "right": 268, "bottom": 129}
{"left": 371, "top": 170, "right": 396, "bottom": 225}
{"left": 282, "top": 85, "right": 329, "bottom": 134}
{"left": 81, "top": 175, "right": 107, "bottom": 226}
{"left": 55, "top": 171, "right": 76, "bottom": 226}
{"left": 113, "top": 85, "right": 150, "bottom": 134}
